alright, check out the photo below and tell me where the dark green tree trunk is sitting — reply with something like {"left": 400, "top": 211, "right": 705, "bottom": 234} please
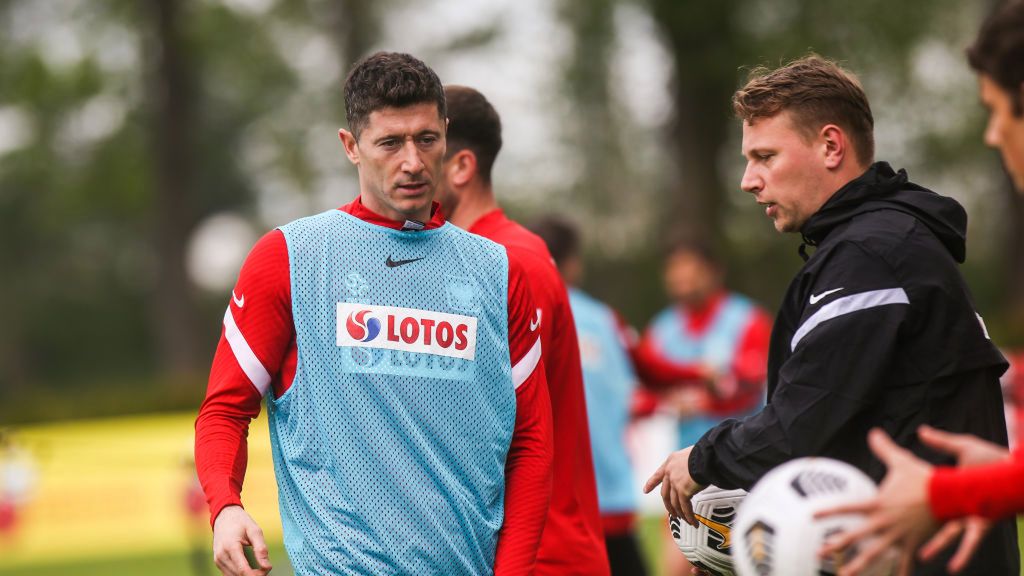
{"left": 648, "top": 0, "right": 746, "bottom": 244}
{"left": 144, "top": 0, "right": 201, "bottom": 378}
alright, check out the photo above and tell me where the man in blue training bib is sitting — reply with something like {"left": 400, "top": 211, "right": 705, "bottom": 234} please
{"left": 195, "top": 52, "right": 553, "bottom": 576}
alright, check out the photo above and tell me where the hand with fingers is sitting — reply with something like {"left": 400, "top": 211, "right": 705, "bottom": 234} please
{"left": 815, "top": 428, "right": 935, "bottom": 576}
{"left": 904, "top": 425, "right": 1003, "bottom": 573}
{"left": 642, "top": 445, "right": 707, "bottom": 525}
{"left": 917, "top": 516, "right": 991, "bottom": 574}
{"left": 816, "top": 425, "right": 1009, "bottom": 576}
{"left": 916, "top": 424, "right": 1009, "bottom": 467}
{"left": 663, "top": 387, "right": 709, "bottom": 419}
{"left": 213, "top": 505, "right": 273, "bottom": 576}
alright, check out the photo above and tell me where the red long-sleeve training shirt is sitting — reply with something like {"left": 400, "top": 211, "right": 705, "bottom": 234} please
{"left": 930, "top": 448, "right": 1024, "bottom": 521}
{"left": 469, "top": 208, "right": 611, "bottom": 576}
{"left": 194, "top": 198, "right": 553, "bottom": 574}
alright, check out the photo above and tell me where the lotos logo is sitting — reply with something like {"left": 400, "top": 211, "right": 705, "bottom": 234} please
{"left": 346, "top": 310, "right": 381, "bottom": 342}
{"left": 337, "top": 303, "right": 478, "bottom": 361}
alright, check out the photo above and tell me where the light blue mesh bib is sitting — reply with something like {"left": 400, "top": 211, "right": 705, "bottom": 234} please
{"left": 271, "top": 209, "right": 515, "bottom": 575}
{"left": 648, "top": 295, "right": 758, "bottom": 447}
{"left": 569, "top": 288, "right": 639, "bottom": 514}
{"left": 648, "top": 295, "right": 754, "bottom": 371}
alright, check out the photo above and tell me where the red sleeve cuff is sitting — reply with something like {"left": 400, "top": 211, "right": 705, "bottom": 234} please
{"left": 209, "top": 499, "right": 244, "bottom": 528}
{"left": 929, "top": 465, "right": 971, "bottom": 521}
{"left": 929, "top": 459, "right": 1024, "bottom": 521}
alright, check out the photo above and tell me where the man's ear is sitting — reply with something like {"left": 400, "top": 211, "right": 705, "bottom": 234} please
{"left": 448, "top": 149, "right": 478, "bottom": 187}
{"left": 339, "top": 129, "right": 360, "bottom": 166}
{"left": 820, "top": 124, "right": 847, "bottom": 169}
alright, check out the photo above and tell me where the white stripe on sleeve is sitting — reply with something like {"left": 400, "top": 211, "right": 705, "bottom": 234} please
{"left": 791, "top": 288, "right": 909, "bottom": 351}
{"left": 222, "top": 307, "right": 272, "bottom": 397}
{"left": 511, "top": 336, "right": 542, "bottom": 390}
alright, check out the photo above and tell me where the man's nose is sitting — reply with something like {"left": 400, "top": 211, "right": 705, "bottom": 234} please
{"left": 983, "top": 118, "right": 1001, "bottom": 149}
{"left": 400, "top": 141, "right": 425, "bottom": 173}
{"left": 740, "top": 163, "right": 762, "bottom": 193}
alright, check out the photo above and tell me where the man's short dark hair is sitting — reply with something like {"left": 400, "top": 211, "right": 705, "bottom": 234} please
{"left": 664, "top": 237, "right": 722, "bottom": 270}
{"left": 733, "top": 54, "right": 875, "bottom": 166}
{"left": 968, "top": 0, "right": 1024, "bottom": 116}
{"left": 444, "top": 85, "right": 503, "bottom": 184}
{"left": 344, "top": 52, "right": 446, "bottom": 139}
{"left": 529, "top": 217, "right": 579, "bottom": 269}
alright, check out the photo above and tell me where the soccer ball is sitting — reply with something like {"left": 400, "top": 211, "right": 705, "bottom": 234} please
{"left": 732, "top": 457, "right": 898, "bottom": 576}
{"left": 670, "top": 485, "right": 747, "bottom": 576}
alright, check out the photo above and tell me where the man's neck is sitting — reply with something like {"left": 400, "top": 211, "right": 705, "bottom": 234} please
{"left": 832, "top": 161, "right": 872, "bottom": 195}
{"left": 359, "top": 193, "right": 432, "bottom": 224}
{"left": 813, "top": 161, "right": 872, "bottom": 216}
{"left": 447, "top": 184, "right": 499, "bottom": 229}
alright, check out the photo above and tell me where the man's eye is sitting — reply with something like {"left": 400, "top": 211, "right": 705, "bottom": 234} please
{"left": 419, "top": 136, "right": 438, "bottom": 145}
{"left": 758, "top": 153, "right": 774, "bottom": 161}
{"left": 380, "top": 140, "right": 400, "bottom": 149}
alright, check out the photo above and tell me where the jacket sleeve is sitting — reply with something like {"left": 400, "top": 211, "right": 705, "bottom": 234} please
{"left": 689, "top": 242, "right": 910, "bottom": 488}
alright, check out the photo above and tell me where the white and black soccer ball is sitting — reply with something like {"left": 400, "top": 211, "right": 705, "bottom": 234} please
{"left": 732, "top": 457, "right": 898, "bottom": 576}
{"left": 670, "top": 485, "right": 747, "bottom": 576}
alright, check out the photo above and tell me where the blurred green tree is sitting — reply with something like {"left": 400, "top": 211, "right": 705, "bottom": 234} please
{"left": 0, "top": 0, "right": 303, "bottom": 421}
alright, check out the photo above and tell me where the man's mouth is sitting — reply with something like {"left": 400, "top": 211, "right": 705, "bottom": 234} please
{"left": 396, "top": 182, "right": 429, "bottom": 194}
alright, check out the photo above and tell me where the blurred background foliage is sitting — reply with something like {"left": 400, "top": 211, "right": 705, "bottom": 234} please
{"left": 1, "top": 0, "right": 1021, "bottom": 424}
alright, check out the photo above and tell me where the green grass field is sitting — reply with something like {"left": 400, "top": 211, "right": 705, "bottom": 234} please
{"left": 0, "top": 544, "right": 293, "bottom": 576}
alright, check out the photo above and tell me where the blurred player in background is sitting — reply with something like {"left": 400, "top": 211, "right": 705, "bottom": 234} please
{"left": 0, "top": 430, "right": 36, "bottom": 548}
{"left": 195, "top": 52, "right": 553, "bottom": 576}
{"left": 644, "top": 54, "right": 1019, "bottom": 575}
{"left": 531, "top": 216, "right": 649, "bottom": 576}
{"left": 634, "top": 241, "right": 770, "bottom": 450}
{"left": 632, "top": 240, "right": 770, "bottom": 574}
{"left": 435, "top": 85, "right": 609, "bottom": 576}
{"left": 818, "top": 3, "right": 1024, "bottom": 574}
{"left": 182, "top": 457, "right": 211, "bottom": 576}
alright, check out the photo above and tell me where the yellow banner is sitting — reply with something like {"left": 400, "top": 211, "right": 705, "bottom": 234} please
{"left": 0, "top": 411, "right": 282, "bottom": 568}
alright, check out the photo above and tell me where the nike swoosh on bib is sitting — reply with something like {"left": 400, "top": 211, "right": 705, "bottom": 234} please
{"left": 809, "top": 287, "right": 844, "bottom": 305}
{"left": 385, "top": 256, "right": 424, "bottom": 268}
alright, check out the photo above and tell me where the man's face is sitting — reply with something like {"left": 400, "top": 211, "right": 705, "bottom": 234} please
{"left": 740, "top": 111, "right": 832, "bottom": 233}
{"left": 979, "top": 74, "right": 1024, "bottom": 193}
{"left": 340, "top": 103, "right": 446, "bottom": 221}
{"left": 665, "top": 250, "right": 720, "bottom": 307}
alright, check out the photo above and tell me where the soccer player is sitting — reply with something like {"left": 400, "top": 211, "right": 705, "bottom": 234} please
{"left": 194, "top": 52, "right": 553, "bottom": 576}
{"left": 816, "top": 3, "right": 1024, "bottom": 574}
{"left": 643, "top": 54, "right": 1019, "bottom": 575}
{"left": 634, "top": 241, "right": 770, "bottom": 461}
{"left": 531, "top": 216, "right": 649, "bottom": 576}
{"left": 435, "top": 85, "right": 610, "bottom": 575}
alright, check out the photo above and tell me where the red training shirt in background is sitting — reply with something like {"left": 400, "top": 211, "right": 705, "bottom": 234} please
{"left": 469, "top": 208, "right": 610, "bottom": 576}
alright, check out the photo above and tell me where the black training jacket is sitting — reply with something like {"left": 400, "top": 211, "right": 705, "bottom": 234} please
{"left": 689, "top": 162, "right": 1018, "bottom": 574}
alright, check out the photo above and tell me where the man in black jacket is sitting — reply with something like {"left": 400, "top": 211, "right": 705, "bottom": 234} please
{"left": 644, "top": 54, "right": 1019, "bottom": 575}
